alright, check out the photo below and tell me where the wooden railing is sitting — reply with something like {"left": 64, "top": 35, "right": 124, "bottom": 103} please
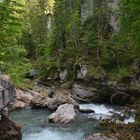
{"left": 0, "top": 77, "right": 15, "bottom": 110}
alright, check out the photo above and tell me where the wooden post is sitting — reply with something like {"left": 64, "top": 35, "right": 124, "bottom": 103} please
{"left": 2, "top": 90, "right": 5, "bottom": 106}
{"left": 8, "top": 87, "right": 11, "bottom": 100}
{"left": 12, "top": 86, "right": 15, "bottom": 98}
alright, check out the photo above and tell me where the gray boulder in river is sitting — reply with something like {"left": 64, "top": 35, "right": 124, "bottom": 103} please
{"left": 48, "top": 103, "right": 76, "bottom": 124}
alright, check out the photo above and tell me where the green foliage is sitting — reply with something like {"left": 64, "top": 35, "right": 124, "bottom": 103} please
{"left": 44, "top": 0, "right": 114, "bottom": 80}
{"left": 22, "top": 0, "right": 53, "bottom": 61}
{"left": 0, "top": 0, "right": 24, "bottom": 46}
{"left": 86, "top": 65, "right": 106, "bottom": 79}
{"left": 1, "top": 0, "right": 140, "bottom": 86}
{"left": 0, "top": 0, "right": 31, "bottom": 88}
{"left": 119, "top": 0, "right": 140, "bottom": 59}
{"left": 0, "top": 45, "right": 31, "bottom": 88}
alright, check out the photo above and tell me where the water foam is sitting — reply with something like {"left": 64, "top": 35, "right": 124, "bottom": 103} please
{"left": 79, "top": 104, "right": 135, "bottom": 123}
{"left": 23, "top": 128, "right": 84, "bottom": 140}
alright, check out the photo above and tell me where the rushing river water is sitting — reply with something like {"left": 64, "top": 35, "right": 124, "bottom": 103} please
{"left": 10, "top": 104, "right": 135, "bottom": 140}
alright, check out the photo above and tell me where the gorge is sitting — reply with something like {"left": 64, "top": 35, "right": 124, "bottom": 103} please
{"left": 0, "top": 0, "right": 140, "bottom": 140}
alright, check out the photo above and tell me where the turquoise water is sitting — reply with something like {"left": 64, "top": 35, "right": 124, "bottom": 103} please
{"left": 10, "top": 104, "right": 135, "bottom": 140}
{"left": 10, "top": 108, "right": 99, "bottom": 140}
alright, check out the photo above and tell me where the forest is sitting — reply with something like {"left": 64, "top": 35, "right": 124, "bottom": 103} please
{"left": 1, "top": 0, "right": 140, "bottom": 140}
{"left": 0, "top": 0, "right": 140, "bottom": 88}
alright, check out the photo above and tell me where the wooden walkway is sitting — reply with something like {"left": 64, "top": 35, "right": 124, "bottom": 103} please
{"left": 0, "top": 77, "right": 15, "bottom": 111}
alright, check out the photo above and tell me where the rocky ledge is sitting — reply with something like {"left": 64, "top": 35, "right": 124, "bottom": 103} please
{"left": 9, "top": 87, "right": 79, "bottom": 111}
{"left": 72, "top": 79, "right": 137, "bottom": 105}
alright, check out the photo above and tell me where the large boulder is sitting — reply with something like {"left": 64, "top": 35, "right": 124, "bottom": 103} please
{"left": 16, "top": 89, "right": 40, "bottom": 105}
{"left": 86, "top": 133, "right": 118, "bottom": 140}
{"left": 0, "top": 119, "right": 22, "bottom": 140}
{"left": 9, "top": 89, "right": 41, "bottom": 110}
{"left": 10, "top": 100, "right": 26, "bottom": 110}
{"left": 48, "top": 104, "right": 76, "bottom": 124}
{"left": 30, "top": 96, "right": 46, "bottom": 108}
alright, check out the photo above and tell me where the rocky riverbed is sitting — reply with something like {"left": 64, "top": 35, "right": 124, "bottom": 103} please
{"left": 6, "top": 78, "right": 140, "bottom": 140}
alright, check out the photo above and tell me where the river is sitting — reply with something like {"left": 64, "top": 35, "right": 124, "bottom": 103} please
{"left": 10, "top": 104, "right": 135, "bottom": 140}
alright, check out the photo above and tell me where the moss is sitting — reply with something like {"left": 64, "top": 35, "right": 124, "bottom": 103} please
{"left": 86, "top": 65, "right": 106, "bottom": 79}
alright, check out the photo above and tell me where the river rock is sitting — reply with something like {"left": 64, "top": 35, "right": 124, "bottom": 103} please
{"left": 16, "top": 89, "right": 40, "bottom": 104}
{"left": 48, "top": 104, "right": 76, "bottom": 124}
{"left": 10, "top": 89, "right": 41, "bottom": 110}
{"left": 0, "top": 118, "right": 22, "bottom": 140}
{"left": 86, "top": 133, "right": 118, "bottom": 140}
{"left": 11, "top": 100, "right": 26, "bottom": 110}
{"left": 25, "top": 69, "right": 38, "bottom": 79}
{"left": 79, "top": 108, "right": 95, "bottom": 113}
{"left": 30, "top": 96, "right": 46, "bottom": 108}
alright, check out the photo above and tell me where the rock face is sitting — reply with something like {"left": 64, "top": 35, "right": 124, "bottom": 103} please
{"left": 0, "top": 119, "right": 22, "bottom": 140}
{"left": 72, "top": 79, "right": 138, "bottom": 104}
{"left": 72, "top": 84, "right": 99, "bottom": 102}
{"left": 48, "top": 104, "right": 76, "bottom": 124}
{"left": 72, "top": 82, "right": 113, "bottom": 103}
{"left": 86, "top": 133, "right": 118, "bottom": 140}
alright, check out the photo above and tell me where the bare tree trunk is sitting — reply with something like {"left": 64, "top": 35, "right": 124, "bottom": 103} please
{"left": 97, "top": 13, "right": 101, "bottom": 61}
{"left": 69, "top": 0, "right": 80, "bottom": 48}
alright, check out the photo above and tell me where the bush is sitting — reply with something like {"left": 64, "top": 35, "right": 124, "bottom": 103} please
{"left": 0, "top": 45, "right": 31, "bottom": 88}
